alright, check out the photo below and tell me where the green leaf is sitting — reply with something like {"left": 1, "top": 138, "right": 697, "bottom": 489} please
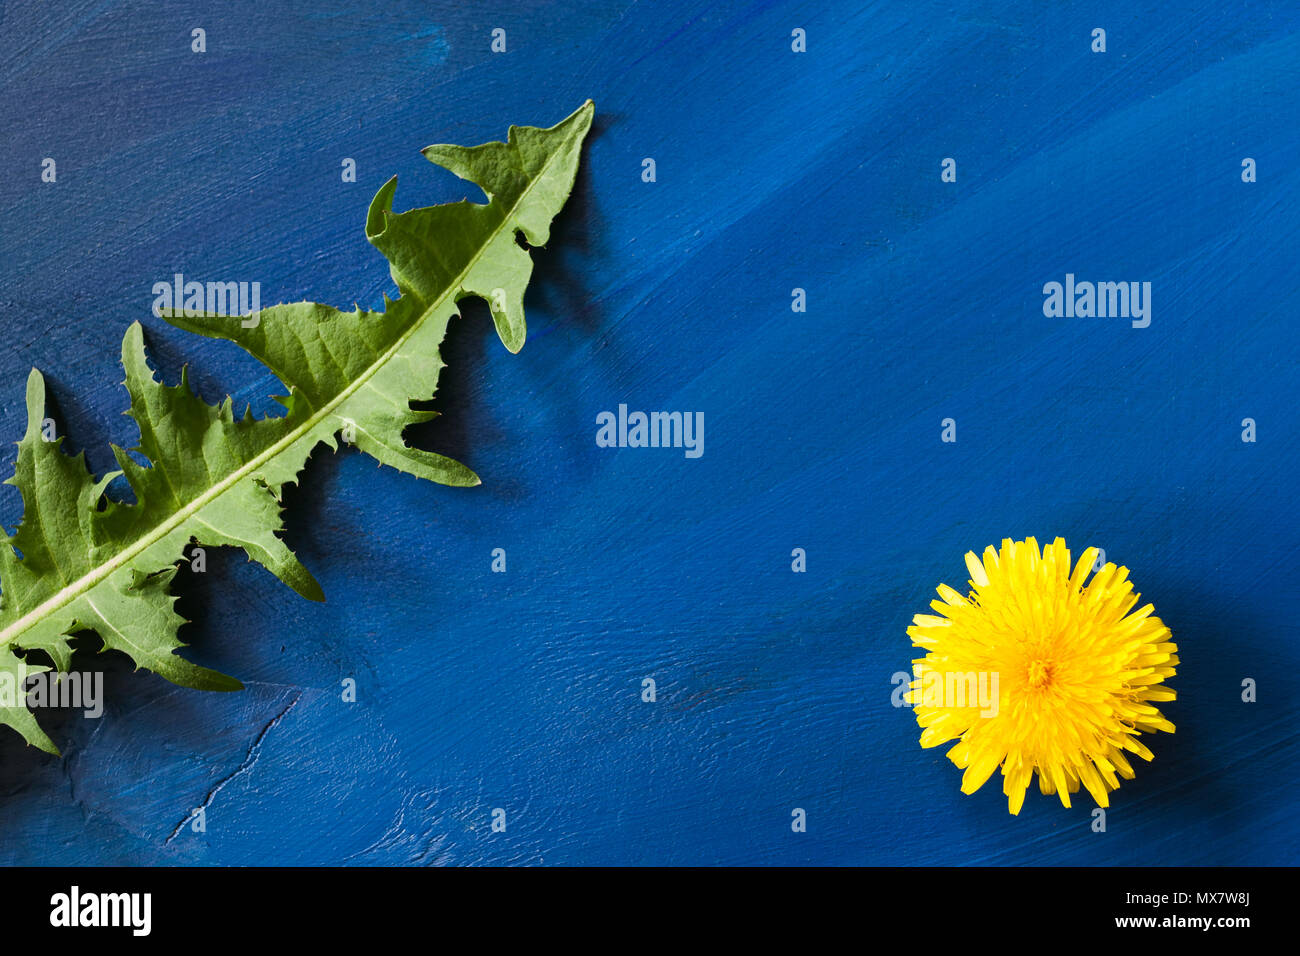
{"left": 167, "top": 100, "right": 593, "bottom": 480}
{"left": 0, "top": 102, "right": 593, "bottom": 752}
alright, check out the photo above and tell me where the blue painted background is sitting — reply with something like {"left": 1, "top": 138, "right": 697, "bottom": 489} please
{"left": 0, "top": 0, "right": 1296, "bottom": 865}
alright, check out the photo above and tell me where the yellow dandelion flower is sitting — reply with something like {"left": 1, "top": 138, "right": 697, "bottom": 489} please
{"left": 906, "top": 537, "right": 1177, "bottom": 815}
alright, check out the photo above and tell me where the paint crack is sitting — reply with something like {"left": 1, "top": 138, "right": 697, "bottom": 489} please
{"left": 165, "top": 691, "right": 303, "bottom": 844}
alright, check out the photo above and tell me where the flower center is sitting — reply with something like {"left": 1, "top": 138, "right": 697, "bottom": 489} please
{"left": 1027, "top": 658, "right": 1054, "bottom": 689}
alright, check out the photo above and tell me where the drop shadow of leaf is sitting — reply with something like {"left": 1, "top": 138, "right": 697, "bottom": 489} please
{"left": 403, "top": 298, "right": 495, "bottom": 479}
{"left": 404, "top": 116, "right": 608, "bottom": 495}
{"left": 527, "top": 116, "right": 605, "bottom": 335}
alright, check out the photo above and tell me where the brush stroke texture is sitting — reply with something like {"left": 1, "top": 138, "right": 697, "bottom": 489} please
{"left": 0, "top": 0, "right": 1296, "bottom": 865}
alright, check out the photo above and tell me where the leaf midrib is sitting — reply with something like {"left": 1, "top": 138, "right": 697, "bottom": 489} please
{"left": 0, "top": 140, "right": 568, "bottom": 651}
